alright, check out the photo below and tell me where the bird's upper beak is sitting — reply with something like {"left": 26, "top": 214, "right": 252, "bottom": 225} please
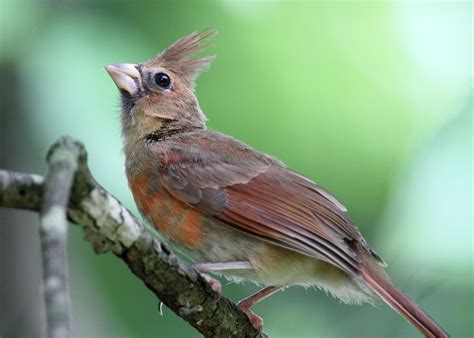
{"left": 105, "top": 63, "right": 141, "bottom": 96}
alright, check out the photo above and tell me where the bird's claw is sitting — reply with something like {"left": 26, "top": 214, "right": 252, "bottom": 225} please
{"left": 157, "top": 301, "right": 164, "bottom": 316}
{"left": 237, "top": 300, "right": 263, "bottom": 331}
{"left": 200, "top": 272, "right": 222, "bottom": 294}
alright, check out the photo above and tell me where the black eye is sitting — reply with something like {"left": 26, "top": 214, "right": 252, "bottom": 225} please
{"left": 154, "top": 72, "right": 171, "bottom": 88}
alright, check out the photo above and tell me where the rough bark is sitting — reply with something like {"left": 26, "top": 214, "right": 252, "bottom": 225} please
{"left": 0, "top": 136, "right": 263, "bottom": 338}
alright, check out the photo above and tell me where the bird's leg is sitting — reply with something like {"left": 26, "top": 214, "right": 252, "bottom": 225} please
{"left": 194, "top": 261, "right": 253, "bottom": 293}
{"left": 194, "top": 261, "right": 254, "bottom": 273}
{"left": 237, "top": 286, "right": 281, "bottom": 330}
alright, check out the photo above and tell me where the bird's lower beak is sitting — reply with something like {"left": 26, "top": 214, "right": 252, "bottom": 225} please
{"left": 105, "top": 63, "right": 140, "bottom": 96}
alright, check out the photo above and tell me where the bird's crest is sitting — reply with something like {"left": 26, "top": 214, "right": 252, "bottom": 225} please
{"left": 145, "top": 29, "right": 216, "bottom": 87}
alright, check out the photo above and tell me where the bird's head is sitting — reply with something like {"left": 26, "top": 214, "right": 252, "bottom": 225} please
{"left": 105, "top": 29, "right": 215, "bottom": 147}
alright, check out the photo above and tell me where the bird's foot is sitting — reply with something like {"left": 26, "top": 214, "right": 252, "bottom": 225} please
{"left": 199, "top": 272, "right": 222, "bottom": 294}
{"left": 237, "top": 299, "right": 263, "bottom": 331}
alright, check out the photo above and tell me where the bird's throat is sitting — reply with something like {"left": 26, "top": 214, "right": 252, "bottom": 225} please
{"left": 144, "top": 120, "right": 205, "bottom": 143}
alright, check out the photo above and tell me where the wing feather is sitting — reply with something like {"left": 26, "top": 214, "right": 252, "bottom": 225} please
{"left": 154, "top": 131, "right": 365, "bottom": 274}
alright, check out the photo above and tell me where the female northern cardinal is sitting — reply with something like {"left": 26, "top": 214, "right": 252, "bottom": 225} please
{"left": 105, "top": 29, "right": 449, "bottom": 337}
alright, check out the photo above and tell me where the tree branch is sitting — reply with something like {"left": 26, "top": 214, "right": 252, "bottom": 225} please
{"left": 0, "top": 136, "right": 263, "bottom": 338}
{"left": 39, "top": 138, "right": 83, "bottom": 337}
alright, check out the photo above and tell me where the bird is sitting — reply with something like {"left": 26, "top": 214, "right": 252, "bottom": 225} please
{"left": 105, "top": 29, "right": 449, "bottom": 337}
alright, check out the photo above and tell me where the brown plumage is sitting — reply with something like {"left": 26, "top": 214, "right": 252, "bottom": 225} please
{"left": 105, "top": 29, "right": 449, "bottom": 337}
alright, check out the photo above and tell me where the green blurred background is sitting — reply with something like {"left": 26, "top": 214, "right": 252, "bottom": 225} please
{"left": 0, "top": 1, "right": 472, "bottom": 337}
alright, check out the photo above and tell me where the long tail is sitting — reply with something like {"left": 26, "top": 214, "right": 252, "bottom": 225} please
{"left": 361, "top": 268, "right": 449, "bottom": 337}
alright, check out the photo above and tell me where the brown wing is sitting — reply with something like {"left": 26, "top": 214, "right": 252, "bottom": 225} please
{"left": 156, "top": 131, "right": 365, "bottom": 274}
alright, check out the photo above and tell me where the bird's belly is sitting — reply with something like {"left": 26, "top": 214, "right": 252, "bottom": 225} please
{"left": 179, "top": 217, "right": 348, "bottom": 287}
{"left": 140, "top": 203, "right": 370, "bottom": 304}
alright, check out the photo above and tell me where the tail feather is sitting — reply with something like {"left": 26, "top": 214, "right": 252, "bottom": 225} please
{"left": 361, "top": 269, "right": 449, "bottom": 338}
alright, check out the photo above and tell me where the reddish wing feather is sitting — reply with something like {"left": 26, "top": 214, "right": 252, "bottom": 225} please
{"left": 156, "top": 131, "right": 365, "bottom": 274}
{"left": 219, "top": 168, "right": 361, "bottom": 273}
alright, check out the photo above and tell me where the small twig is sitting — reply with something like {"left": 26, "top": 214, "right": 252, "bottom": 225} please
{"left": 39, "top": 138, "right": 83, "bottom": 338}
{"left": 0, "top": 136, "right": 264, "bottom": 338}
